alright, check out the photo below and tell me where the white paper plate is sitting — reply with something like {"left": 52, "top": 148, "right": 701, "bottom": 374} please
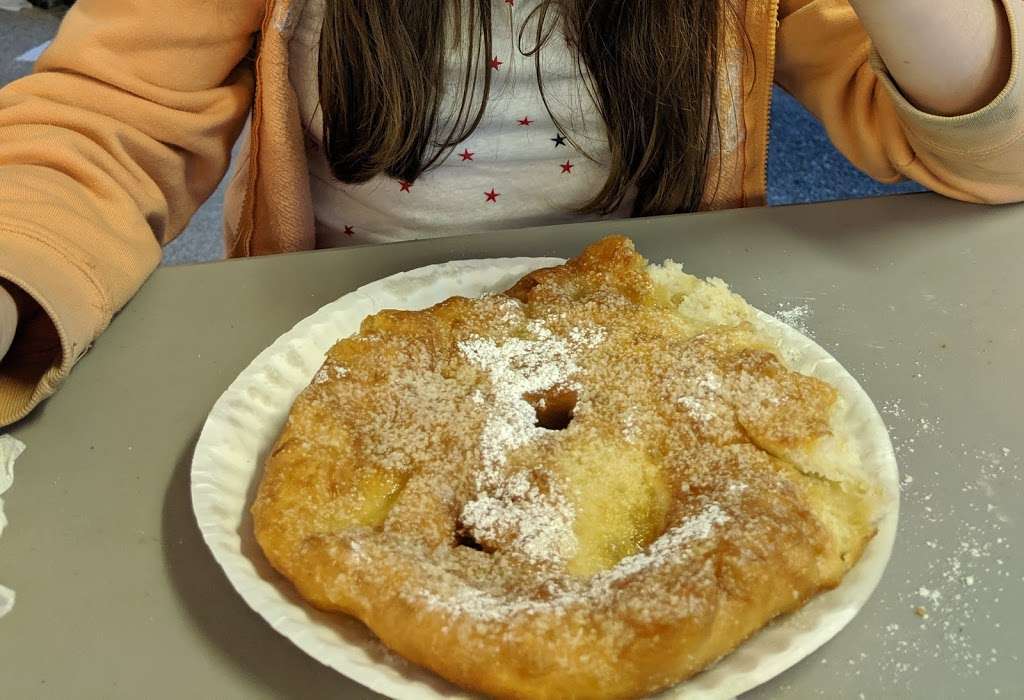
{"left": 191, "top": 258, "right": 899, "bottom": 700}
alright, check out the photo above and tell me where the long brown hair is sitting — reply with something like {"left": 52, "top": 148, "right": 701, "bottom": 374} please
{"left": 318, "top": 1, "right": 723, "bottom": 217}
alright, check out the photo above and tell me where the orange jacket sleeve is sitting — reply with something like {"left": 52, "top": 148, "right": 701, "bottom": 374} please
{"left": 776, "top": 0, "right": 1024, "bottom": 204}
{"left": 0, "top": 0, "right": 263, "bottom": 425}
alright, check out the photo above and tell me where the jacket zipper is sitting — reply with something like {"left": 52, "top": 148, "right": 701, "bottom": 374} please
{"left": 760, "top": 0, "right": 781, "bottom": 203}
{"left": 237, "top": 1, "right": 280, "bottom": 257}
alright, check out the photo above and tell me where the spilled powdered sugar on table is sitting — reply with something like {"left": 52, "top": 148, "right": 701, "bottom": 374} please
{"left": 772, "top": 301, "right": 815, "bottom": 338}
{"left": 750, "top": 280, "right": 1020, "bottom": 697}
{"left": 880, "top": 412, "right": 1019, "bottom": 689}
{"left": 780, "top": 329, "right": 1017, "bottom": 694}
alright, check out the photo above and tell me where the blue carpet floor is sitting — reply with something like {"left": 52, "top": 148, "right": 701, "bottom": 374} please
{"left": 767, "top": 86, "right": 926, "bottom": 205}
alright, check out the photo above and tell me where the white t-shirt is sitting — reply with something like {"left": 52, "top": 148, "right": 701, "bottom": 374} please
{"left": 289, "top": 0, "right": 634, "bottom": 247}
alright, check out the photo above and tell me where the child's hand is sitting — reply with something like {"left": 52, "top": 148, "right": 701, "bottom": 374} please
{"left": 0, "top": 285, "right": 17, "bottom": 364}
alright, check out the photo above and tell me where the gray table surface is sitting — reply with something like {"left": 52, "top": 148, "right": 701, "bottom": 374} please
{"left": 1, "top": 193, "right": 1021, "bottom": 699}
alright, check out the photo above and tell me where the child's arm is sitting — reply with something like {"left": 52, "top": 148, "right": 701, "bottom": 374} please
{"left": 0, "top": 0, "right": 263, "bottom": 426}
{"left": 848, "top": 0, "right": 1011, "bottom": 116}
{"left": 776, "top": 0, "right": 1024, "bottom": 204}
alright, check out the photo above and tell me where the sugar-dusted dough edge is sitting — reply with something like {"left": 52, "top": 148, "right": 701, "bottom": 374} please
{"left": 648, "top": 258, "right": 887, "bottom": 525}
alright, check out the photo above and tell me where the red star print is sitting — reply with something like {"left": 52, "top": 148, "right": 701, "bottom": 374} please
{"left": 505, "top": 0, "right": 514, "bottom": 5}
{"left": 560, "top": 160, "right": 574, "bottom": 173}
{"left": 458, "top": 149, "right": 475, "bottom": 161}
{"left": 343, "top": 225, "right": 354, "bottom": 236}
{"left": 489, "top": 56, "right": 503, "bottom": 70}
{"left": 399, "top": 180, "right": 413, "bottom": 192}
{"left": 518, "top": 116, "right": 534, "bottom": 126}
{"left": 484, "top": 188, "right": 500, "bottom": 202}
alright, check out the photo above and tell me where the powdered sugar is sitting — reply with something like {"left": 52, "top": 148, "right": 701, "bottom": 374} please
{"left": 600, "top": 504, "right": 729, "bottom": 583}
{"left": 773, "top": 302, "right": 814, "bottom": 337}
{"left": 677, "top": 396, "right": 715, "bottom": 423}
{"left": 313, "top": 364, "right": 348, "bottom": 384}
{"left": 676, "top": 369, "right": 726, "bottom": 425}
{"left": 419, "top": 502, "right": 730, "bottom": 622}
{"left": 621, "top": 410, "right": 641, "bottom": 444}
{"left": 698, "top": 371, "right": 722, "bottom": 393}
{"left": 866, "top": 397, "right": 1020, "bottom": 690}
{"left": 457, "top": 319, "right": 606, "bottom": 564}
{"left": 459, "top": 471, "right": 578, "bottom": 564}
{"left": 458, "top": 320, "right": 604, "bottom": 468}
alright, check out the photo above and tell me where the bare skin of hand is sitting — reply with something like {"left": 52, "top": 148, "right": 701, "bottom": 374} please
{"left": 0, "top": 285, "right": 17, "bottom": 363}
{"left": 850, "top": 0, "right": 1013, "bottom": 116}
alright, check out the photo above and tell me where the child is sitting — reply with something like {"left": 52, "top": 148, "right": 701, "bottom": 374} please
{"left": 1, "top": 0, "right": 1021, "bottom": 425}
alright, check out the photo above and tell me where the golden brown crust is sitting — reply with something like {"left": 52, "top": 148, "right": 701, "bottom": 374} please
{"left": 252, "top": 236, "right": 878, "bottom": 699}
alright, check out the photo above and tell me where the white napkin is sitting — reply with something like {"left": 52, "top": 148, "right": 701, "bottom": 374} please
{"left": 0, "top": 435, "right": 26, "bottom": 619}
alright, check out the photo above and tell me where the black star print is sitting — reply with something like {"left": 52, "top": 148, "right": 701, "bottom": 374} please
{"left": 551, "top": 133, "right": 566, "bottom": 147}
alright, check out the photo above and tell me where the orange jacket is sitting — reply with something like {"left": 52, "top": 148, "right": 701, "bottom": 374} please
{"left": 2, "top": 0, "right": 1023, "bottom": 426}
